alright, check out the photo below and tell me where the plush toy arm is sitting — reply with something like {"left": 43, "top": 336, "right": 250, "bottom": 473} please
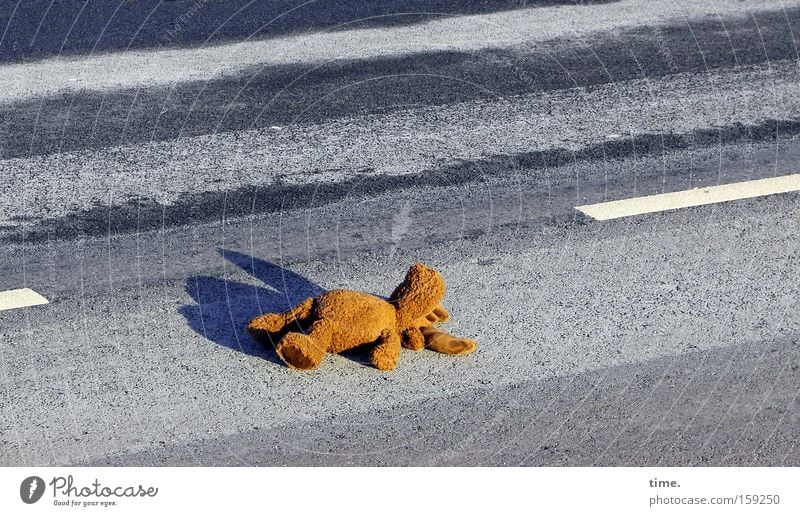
{"left": 417, "top": 305, "right": 450, "bottom": 326}
{"left": 370, "top": 329, "right": 402, "bottom": 371}
{"left": 422, "top": 326, "right": 476, "bottom": 356}
{"left": 401, "top": 327, "right": 425, "bottom": 351}
{"left": 425, "top": 305, "right": 450, "bottom": 323}
{"left": 415, "top": 305, "right": 450, "bottom": 328}
{"left": 247, "top": 297, "right": 315, "bottom": 344}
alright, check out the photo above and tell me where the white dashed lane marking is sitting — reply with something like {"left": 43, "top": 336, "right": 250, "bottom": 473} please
{"left": 576, "top": 173, "right": 800, "bottom": 221}
{"left": 0, "top": 288, "right": 49, "bottom": 312}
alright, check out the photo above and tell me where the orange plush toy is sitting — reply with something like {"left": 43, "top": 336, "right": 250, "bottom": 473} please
{"left": 246, "top": 263, "right": 476, "bottom": 371}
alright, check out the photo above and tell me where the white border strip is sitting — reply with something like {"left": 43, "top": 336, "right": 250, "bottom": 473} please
{"left": 2, "top": 467, "right": 798, "bottom": 514}
{"left": 0, "top": 288, "right": 49, "bottom": 311}
{"left": 576, "top": 173, "right": 800, "bottom": 221}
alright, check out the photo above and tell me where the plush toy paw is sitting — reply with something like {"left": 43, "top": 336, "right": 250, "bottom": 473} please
{"left": 276, "top": 333, "right": 326, "bottom": 370}
{"left": 370, "top": 329, "right": 402, "bottom": 371}
{"left": 422, "top": 327, "right": 477, "bottom": 356}
{"left": 433, "top": 337, "right": 477, "bottom": 356}
{"left": 402, "top": 327, "right": 425, "bottom": 351}
{"left": 247, "top": 313, "right": 286, "bottom": 335}
{"left": 425, "top": 305, "right": 450, "bottom": 324}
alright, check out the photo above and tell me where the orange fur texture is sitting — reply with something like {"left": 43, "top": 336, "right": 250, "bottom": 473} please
{"left": 246, "top": 263, "right": 477, "bottom": 371}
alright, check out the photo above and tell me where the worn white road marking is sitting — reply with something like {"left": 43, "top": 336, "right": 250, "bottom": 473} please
{"left": 576, "top": 173, "right": 800, "bottom": 221}
{"left": 0, "top": 0, "right": 788, "bottom": 104}
{"left": 0, "top": 288, "right": 49, "bottom": 311}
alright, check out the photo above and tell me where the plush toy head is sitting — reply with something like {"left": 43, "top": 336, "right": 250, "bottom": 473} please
{"left": 388, "top": 262, "right": 446, "bottom": 328}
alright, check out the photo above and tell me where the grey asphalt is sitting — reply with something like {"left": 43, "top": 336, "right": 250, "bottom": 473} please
{"left": 103, "top": 336, "right": 800, "bottom": 466}
{"left": 0, "top": 0, "right": 798, "bottom": 466}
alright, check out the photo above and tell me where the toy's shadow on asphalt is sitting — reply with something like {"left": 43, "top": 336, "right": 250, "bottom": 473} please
{"left": 179, "top": 249, "right": 325, "bottom": 367}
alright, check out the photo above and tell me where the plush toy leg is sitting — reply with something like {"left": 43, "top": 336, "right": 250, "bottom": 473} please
{"left": 401, "top": 327, "right": 425, "bottom": 351}
{"left": 275, "top": 320, "right": 333, "bottom": 370}
{"left": 247, "top": 297, "right": 315, "bottom": 345}
{"left": 370, "top": 329, "right": 402, "bottom": 371}
{"left": 421, "top": 327, "right": 477, "bottom": 356}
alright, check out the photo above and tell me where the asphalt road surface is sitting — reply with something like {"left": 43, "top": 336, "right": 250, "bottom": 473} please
{"left": 1, "top": 0, "right": 798, "bottom": 466}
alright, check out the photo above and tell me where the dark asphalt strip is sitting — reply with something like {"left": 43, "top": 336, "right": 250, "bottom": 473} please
{"left": 1, "top": 136, "right": 798, "bottom": 299}
{"left": 0, "top": 0, "right": 619, "bottom": 64}
{"left": 4, "top": 118, "right": 799, "bottom": 244}
{"left": 1, "top": 7, "right": 797, "bottom": 160}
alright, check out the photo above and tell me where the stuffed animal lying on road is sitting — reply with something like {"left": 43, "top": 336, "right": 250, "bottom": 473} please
{"left": 246, "top": 263, "right": 477, "bottom": 371}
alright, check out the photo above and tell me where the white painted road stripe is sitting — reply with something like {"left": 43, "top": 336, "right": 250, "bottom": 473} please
{"left": 0, "top": 288, "right": 49, "bottom": 311}
{"left": 576, "top": 173, "right": 800, "bottom": 221}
